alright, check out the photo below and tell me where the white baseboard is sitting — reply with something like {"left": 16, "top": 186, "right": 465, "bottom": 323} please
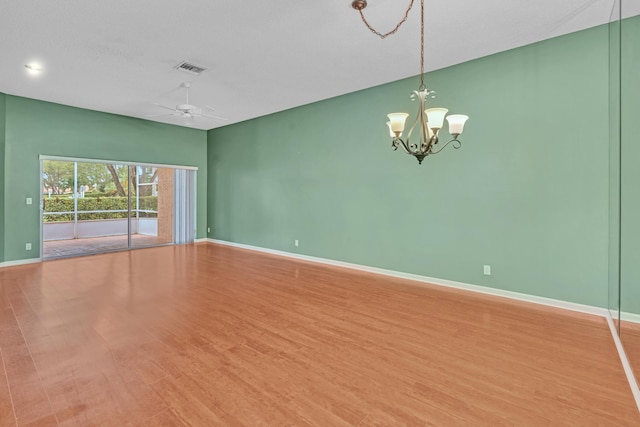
{"left": 622, "top": 311, "right": 640, "bottom": 324}
{"left": 207, "top": 239, "right": 607, "bottom": 317}
{"left": 606, "top": 313, "right": 640, "bottom": 412}
{"left": 194, "top": 238, "right": 208, "bottom": 243}
{"left": 0, "top": 258, "right": 41, "bottom": 268}
{"left": 608, "top": 310, "right": 640, "bottom": 325}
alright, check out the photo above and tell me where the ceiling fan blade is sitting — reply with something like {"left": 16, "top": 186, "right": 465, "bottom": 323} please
{"left": 203, "top": 106, "right": 228, "bottom": 120}
{"left": 152, "top": 103, "right": 178, "bottom": 112}
{"left": 200, "top": 113, "right": 228, "bottom": 121}
{"left": 146, "top": 113, "right": 176, "bottom": 117}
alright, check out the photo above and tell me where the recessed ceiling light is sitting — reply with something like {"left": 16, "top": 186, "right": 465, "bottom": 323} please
{"left": 24, "top": 63, "right": 43, "bottom": 74}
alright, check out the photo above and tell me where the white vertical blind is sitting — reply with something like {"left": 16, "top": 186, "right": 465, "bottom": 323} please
{"left": 174, "top": 169, "right": 196, "bottom": 244}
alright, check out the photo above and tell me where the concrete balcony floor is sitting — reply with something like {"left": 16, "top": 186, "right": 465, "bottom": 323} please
{"left": 43, "top": 234, "right": 171, "bottom": 259}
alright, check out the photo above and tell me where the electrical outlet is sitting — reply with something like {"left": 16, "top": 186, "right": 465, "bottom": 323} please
{"left": 26, "top": 243, "right": 32, "bottom": 251}
{"left": 207, "top": 227, "right": 211, "bottom": 233}
{"left": 483, "top": 265, "right": 491, "bottom": 276}
{"left": 294, "top": 239, "right": 299, "bottom": 247}
{"left": 26, "top": 197, "right": 33, "bottom": 205}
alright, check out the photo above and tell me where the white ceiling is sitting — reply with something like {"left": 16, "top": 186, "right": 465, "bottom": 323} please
{"left": 0, "top": 0, "right": 636, "bottom": 131}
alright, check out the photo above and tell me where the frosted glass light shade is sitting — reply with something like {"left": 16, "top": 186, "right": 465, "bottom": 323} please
{"left": 386, "top": 121, "right": 396, "bottom": 138}
{"left": 446, "top": 114, "right": 469, "bottom": 135}
{"left": 425, "top": 108, "right": 448, "bottom": 130}
{"left": 387, "top": 113, "right": 409, "bottom": 135}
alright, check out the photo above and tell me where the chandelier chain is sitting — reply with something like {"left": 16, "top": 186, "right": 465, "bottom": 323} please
{"left": 419, "top": 0, "right": 424, "bottom": 90}
{"left": 356, "top": 0, "right": 415, "bottom": 39}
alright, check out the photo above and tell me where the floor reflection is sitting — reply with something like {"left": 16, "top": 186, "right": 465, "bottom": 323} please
{"left": 43, "top": 234, "right": 169, "bottom": 259}
{"left": 620, "top": 321, "right": 640, "bottom": 387}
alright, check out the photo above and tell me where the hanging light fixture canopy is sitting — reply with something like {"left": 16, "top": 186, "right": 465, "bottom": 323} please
{"left": 352, "top": 0, "right": 469, "bottom": 164}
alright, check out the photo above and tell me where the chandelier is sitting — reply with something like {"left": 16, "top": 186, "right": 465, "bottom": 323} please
{"left": 352, "top": 0, "right": 469, "bottom": 164}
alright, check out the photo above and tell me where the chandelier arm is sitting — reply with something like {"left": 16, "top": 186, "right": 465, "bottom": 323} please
{"left": 404, "top": 114, "right": 422, "bottom": 154}
{"left": 419, "top": 111, "right": 431, "bottom": 153}
{"left": 412, "top": 89, "right": 433, "bottom": 154}
{"left": 430, "top": 137, "right": 462, "bottom": 154}
{"left": 423, "top": 135, "right": 437, "bottom": 154}
{"left": 356, "top": 0, "right": 415, "bottom": 39}
{"left": 393, "top": 138, "right": 413, "bottom": 155}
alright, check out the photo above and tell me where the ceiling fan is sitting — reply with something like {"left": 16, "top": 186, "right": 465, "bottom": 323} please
{"left": 148, "top": 82, "right": 227, "bottom": 123}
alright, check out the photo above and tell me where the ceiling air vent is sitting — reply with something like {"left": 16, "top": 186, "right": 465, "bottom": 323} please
{"left": 174, "top": 61, "right": 207, "bottom": 75}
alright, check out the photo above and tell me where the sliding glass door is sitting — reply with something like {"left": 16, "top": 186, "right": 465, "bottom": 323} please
{"left": 41, "top": 157, "right": 196, "bottom": 259}
{"left": 130, "top": 166, "right": 175, "bottom": 249}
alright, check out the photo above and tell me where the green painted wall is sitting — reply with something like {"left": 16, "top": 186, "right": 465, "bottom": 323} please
{"left": 621, "top": 16, "right": 640, "bottom": 315}
{"left": 208, "top": 24, "right": 612, "bottom": 307}
{"left": 0, "top": 92, "right": 5, "bottom": 263}
{"left": 3, "top": 95, "right": 207, "bottom": 262}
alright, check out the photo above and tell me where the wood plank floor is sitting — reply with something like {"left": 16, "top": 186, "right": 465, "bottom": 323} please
{"left": 0, "top": 242, "right": 638, "bottom": 426}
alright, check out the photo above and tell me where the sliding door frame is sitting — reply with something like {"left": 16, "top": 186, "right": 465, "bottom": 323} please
{"left": 39, "top": 155, "right": 198, "bottom": 171}
{"left": 39, "top": 155, "right": 198, "bottom": 260}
